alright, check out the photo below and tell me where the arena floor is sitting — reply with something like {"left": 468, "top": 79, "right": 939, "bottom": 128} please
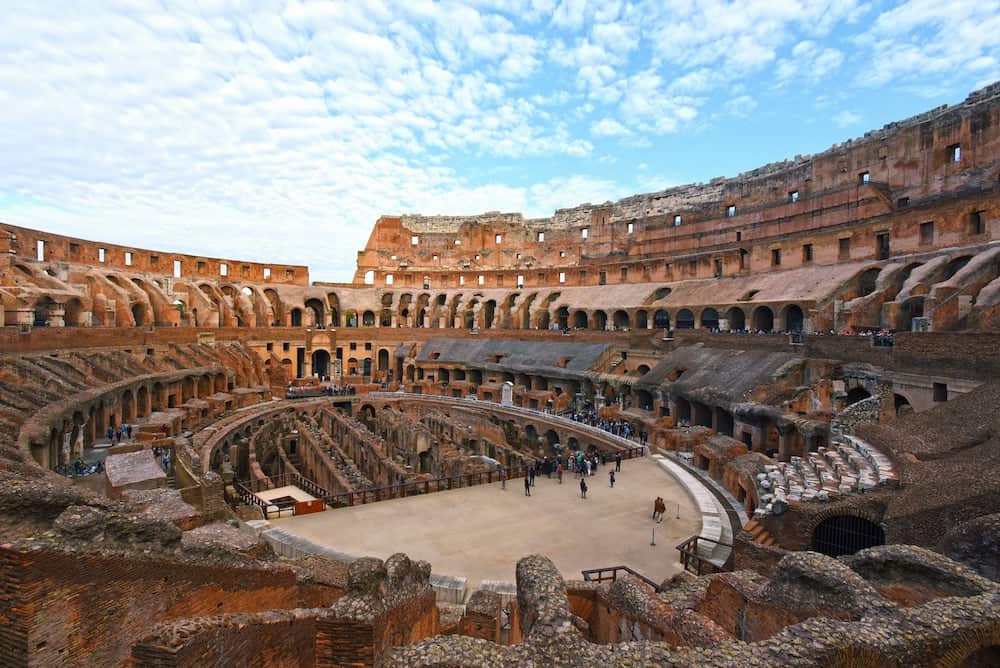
{"left": 272, "top": 457, "right": 701, "bottom": 587}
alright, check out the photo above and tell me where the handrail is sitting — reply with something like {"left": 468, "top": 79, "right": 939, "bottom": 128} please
{"left": 675, "top": 534, "right": 733, "bottom": 576}
{"left": 581, "top": 565, "right": 660, "bottom": 591}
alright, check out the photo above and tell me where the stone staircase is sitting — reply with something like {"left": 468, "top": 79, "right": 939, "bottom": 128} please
{"left": 743, "top": 519, "right": 776, "bottom": 546}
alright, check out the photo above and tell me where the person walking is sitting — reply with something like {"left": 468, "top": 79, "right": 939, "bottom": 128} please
{"left": 501, "top": 468, "right": 507, "bottom": 491}
{"left": 609, "top": 470, "right": 615, "bottom": 488}
{"left": 615, "top": 452, "right": 622, "bottom": 472}
{"left": 524, "top": 476, "right": 531, "bottom": 496}
{"left": 529, "top": 465, "right": 536, "bottom": 487}
{"left": 580, "top": 478, "right": 588, "bottom": 499}
{"left": 126, "top": 424, "right": 133, "bottom": 439}
{"left": 557, "top": 463, "right": 563, "bottom": 484}
{"left": 106, "top": 426, "right": 114, "bottom": 442}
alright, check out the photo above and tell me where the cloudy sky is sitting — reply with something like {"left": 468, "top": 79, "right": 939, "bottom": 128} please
{"left": 2, "top": 1, "right": 999, "bottom": 282}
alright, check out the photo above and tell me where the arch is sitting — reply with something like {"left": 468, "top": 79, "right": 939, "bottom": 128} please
{"left": 345, "top": 310, "right": 358, "bottom": 328}
{"left": 726, "top": 306, "right": 746, "bottom": 331}
{"left": 635, "top": 389, "right": 653, "bottom": 410}
{"left": 63, "top": 298, "right": 84, "bottom": 326}
{"left": 752, "top": 306, "right": 774, "bottom": 332}
{"left": 483, "top": 299, "right": 497, "bottom": 329}
{"left": 782, "top": 304, "right": 805, "bottom": 333}
{"left": 945, "top": 255, "right": 973, "bottom": 280}
{"left": 653, "top": 309, "right": 670, "bottom": 329}
{"left": 572, "top": 310, "right": 588, "bottom": 329}
{"left": 362, "top": 310, "right": 376, "bottom": 326}
{"left": 635, "top": 309, "right": 648, "bottom": 329}
{"left": 893, "top": 393, "right": 913, "bottom": 416}
{"left": 858, "top": 267, "right": 880, "bottom": 297}
{"left": 675, "top": 308, "right": 695, "bottom": 329}
{"left": 592, "top": 310, "right": 607, "bottom": 330}
{"left": 136, "top": 385, "right": 149, "bottom": 418}
{"left": 131, "top": 303, "right": 147, "bottom": 327}
{"left": 377, "top": 348, "right": 390, "bottom": 372}
{"left": 304, "top": 298, "right": 325, "bottom": 327}
{"left": 290, "top": 308, "right": 303, "bottom": 327}
{"left": 699, "top": 308, "right": 719, "bottom": 330}
{"left": 311, "top": 349, "right": 331, "bottom": 379}
{"left": 845, "top": 387, "right": 871, "bottom": 406}
{"left": 537, "top": 310, "right": 550, "bottom": 330}
{"left": 636, "top": 364, "right": 651, "bottom": 376}
{"left": 543, "top": 429, "right": 560, "bottom": 450}
{"left": 811, "top": 515, "right": 885, "bottom": 557}
{"left": 556, "top": 306, "right": 569, "bottom": 330}
{"left": 362, "top": 358, "right": 372, "bottom": 377}
{"left": 612, "top": 309, "right": 630, "bottom": 329}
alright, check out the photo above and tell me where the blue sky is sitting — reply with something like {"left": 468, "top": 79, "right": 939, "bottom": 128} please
{"left": 1, "top": 1, "right": 999, "bottom": 282}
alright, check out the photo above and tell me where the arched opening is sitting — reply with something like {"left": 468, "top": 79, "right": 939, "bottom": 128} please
{"left": 378, "top": 348, "right": 390, "bottom": 372}
{"left": 290, "top": 308, "right": 303, "bottom": 327}
{"left": 845, "top": 387, "right": 871, "bottom": 406}
{"left": 305, "top": 298, "right": 325, "bottom": 327}
{"left": 131, "top": 303, "right": 146, "bottom": 327}
{"left": 699, "top": 308, "right": 719, "bottom": 330}
{"left": 345, "top": 311, "right": 358, "bottom": 328}
{"left": 543, "top": 429, "right": 560, "bottom": 451}
{"left": 726, "top": 307, "right": 746, "bottom": 331}
{"left": 900, "top": 296, "right": 925, "bottom": 330}
{"left": 362, "top": 310, "right": 376, "bottom": 326}
{"left": 63, "top": 298, "right": 84, "bottom": 326}
{"left": 537, "top": 311, "right": 550, "bottom": 330}
{"left": 636, "top": 389, "right": 653, "bottom": 411}
{"left": 483, "top": 300, "right": 497, "bottom": 328}
{"left": 32, "top": 297, "right": 57, "bottom": 327}
{"left": 362, "top": 358, "right": 372, "bottom": 377}
{"left": 944, "top": 255, "right": 972, "bottom": 280}
{"left": 572, "top": 311, "right": 588, "bottom": 329}
{"left": 636, "top": 364, "right": 651, "bottom": 376}
{"left": 893, "top": 393, "right": 913, "bottom": 417}
{"left": 380, "top": 308, "right": 392, "bottom": 327}
{"left": 311, "top": 350, "right": 331, "bottom": 379}
{"left": 811, "top": 515, "right": 885, "bottom": 557}
{"left": 753, "top": 306, "right": 774, "bottom": 332}
{"left": 136, "top": 385, "right": 149, "bottom": 418}
{"left": 556, "top": 306, "right": 569, "bottom": 330}
{"left": 675, "top": 308, "right": 695, "bottom": 329}
{"left": 653, "top": 309, "right": 670, "bottom": 329}
{"left": 858, "top": 268, "right": 880, "bottom": 297}
{"left": 959, "top": 645, "right": 1000, "bottom": 667}
{"left": 635, "top": 309, "right": 648, "bottom": 329}
{"left": 782, "top": 304, "right": 805, "bottom": 333}
{"left": 613, "top": 309, "right": 630, "bottom": 330}
{"left": 592, "top": 310, "right": 607, "bottom": 330}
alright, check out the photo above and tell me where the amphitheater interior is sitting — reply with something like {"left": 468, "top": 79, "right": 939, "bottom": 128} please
{"left": 1, "top": 85, "right": 1000, "bottom": 668}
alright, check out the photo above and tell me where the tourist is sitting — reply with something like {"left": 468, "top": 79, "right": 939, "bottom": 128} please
{"left": 609, "top": 470, "right": 615, "bottom": 488}
{"left": 126, "top": 424, "right": 133, "bottom": 439}
{"left": 524, "top": 476, "right": 531, "bottom": 497}
{"left": 500, "top": 468, "right": 507, "bottom": 490}
{"left": 615, "top": 452, "right": 622, "bottom": 472}
{"left": 529, "top": 465, "right": 536, "bottom": 487}
{"left": 584, "top": 459, "right": 591, "bottom": 477}
{"left": 106, "top": 426, "right": 114, "bottom": 442}
{"left": 557, "top": 463, "right": 563, "bottom": 484}
{"left": 580, "top": 478, "right": 588, "bottom": 499}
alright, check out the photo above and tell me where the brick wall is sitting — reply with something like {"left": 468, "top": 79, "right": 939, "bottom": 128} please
{"left": 0, "top": 546, "right": 305, "bottom": 668}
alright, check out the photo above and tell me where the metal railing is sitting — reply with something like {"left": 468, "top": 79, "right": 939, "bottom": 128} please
{"left": 675, "top": 535, "right": 732, "bottom": 576}
{"left": 580, "top": 565, "right": 660, "bottom": 591}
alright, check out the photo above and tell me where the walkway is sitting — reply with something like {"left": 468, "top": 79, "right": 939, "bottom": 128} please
{"left": 271, "top": 457, "right": 700, "bottom": 588}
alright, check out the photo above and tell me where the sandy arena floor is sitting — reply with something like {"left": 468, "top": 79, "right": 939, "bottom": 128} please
{"left": 272, "top": 457, "right": 700, "bottom": 587}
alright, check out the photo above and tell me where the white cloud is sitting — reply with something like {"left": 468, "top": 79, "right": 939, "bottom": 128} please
{"left": 725, "top": 95, "right": 758, "bottom": 118}
{"left": 833, "top": 110, "right": 863, "bottom": 127}
{"left": 591, "top": 118, "right": 631, "bottom": 136}
{"left": 775, "top": 40, "right": 844, "bottom": 84}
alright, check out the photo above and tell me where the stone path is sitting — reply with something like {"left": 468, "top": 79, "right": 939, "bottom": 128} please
{"left": 271, "top": 457, "right": 700, "bottom": 588}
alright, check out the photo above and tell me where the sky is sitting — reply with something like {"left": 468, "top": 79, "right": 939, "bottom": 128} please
{"left": 2, "top": 1, "right": 999, "bottom": 282}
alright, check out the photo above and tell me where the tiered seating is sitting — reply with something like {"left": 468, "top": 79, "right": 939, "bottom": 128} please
{"left": 299, "top": 416, "right": 373, "bottom": 489}
{"left": 754, "top": 436, "right": 898, "bottom": 515}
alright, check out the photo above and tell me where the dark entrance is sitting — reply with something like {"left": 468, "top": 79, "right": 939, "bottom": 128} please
{"left": 811, "top": 515, "right": 885, "bottom": 557}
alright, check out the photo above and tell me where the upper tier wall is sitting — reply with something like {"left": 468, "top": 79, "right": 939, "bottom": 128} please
{"left": 0, "top": 223, "right": 309, "bottom": 285}
{"left": 355, "top": 82, "right": 1000, "bottom": 284}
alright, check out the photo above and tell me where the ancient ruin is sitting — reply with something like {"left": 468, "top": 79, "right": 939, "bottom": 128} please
{"left": 1, "top": 84, "right": 1000, "bottom": 666}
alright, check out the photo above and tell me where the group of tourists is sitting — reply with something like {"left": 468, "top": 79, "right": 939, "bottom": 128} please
{"left": 567, "top": 411, "right": 648, "bottom": 445}
{"left": 509, "top": 450, "right": 625, "bottom": 500}
{"left": 105, "top": 423, "right": 133, "bottom": 443}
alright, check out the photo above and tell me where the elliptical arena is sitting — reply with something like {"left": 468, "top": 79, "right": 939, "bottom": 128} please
{"left": 2, "top": 85, "right": 1000, "bottom": 668}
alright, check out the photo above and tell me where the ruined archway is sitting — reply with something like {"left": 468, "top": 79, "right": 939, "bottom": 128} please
{"left": 311, "top": 349, "right": 331, "bottom": 379}
{"left": 675, "top": 308, "right": 695, "bottom": 329}
{"left": 811, "top": 515, "right": 885, "bottom": 557}
{"left": 699, "top": 308, "right": 719, "bottom": 330}
{"left": 753, "top": 306, "right": 774, "bottom": 332}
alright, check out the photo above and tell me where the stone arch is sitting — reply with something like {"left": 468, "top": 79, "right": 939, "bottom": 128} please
{"left": 753, "top": 305, "right": 774, "bottom": 332}
{"left": 635, "top": 309, "right": 648, "bottom": 329}
{"left": 699, "top": 307, "right": 719, "bottom": 330}
{"left": 572, "top": 310, "right": 588, "bottom": 329}
{"left": 537, "top": 310, "right": 550, "bottom": 330}
{"left": 290, "top": 308, "right": 303, "bottom": 327}
{"left": 635, "top": 389, "right": 654, "bottom": 410}
{"left": 845, "top": 387, "right": 871, "bottom": 406}
{"left": 612, "top": 309, "right": 630, "bottom": 329}
{"left": 345, "top": 310, "right": 358, "bottom": 327}
{"left": 312, "top": 349, "right": 331, "bottom": 378}
{"left": 362, "top": 310, "right": 376, "bottom": 326}
{"left": 63, "top": 298, "right": 85, "bottom": 326}
{"left": 858, "top": 267, "right": 881, "bottom": 297}
{"left": 305, "top": 298, "right": 325, "bottom": 327}
{"left": 378, "top": 348, "right": 390, "bottom": 372}
{"left": 893, "top": 393, "right": 913, "bottom": 416}
{"left": 131, "top": 302, "right": 147, "bottom": 327}
{"left": 653, "top": 309, "right": 670, "bottom": 329}
{"left": 726, "top": 306, "right": 747, "bottom": 331}
{"left": 675, "top": 308, "right": 695, "bottom": 329}
{"left": 810, "top": 513, "right": 885, "bottom": 557}
{"left": 592, "top": 310, "right": 607, "bottom": 330}
{"left": 781, "top": 304, "right": 805, "bottom": 333}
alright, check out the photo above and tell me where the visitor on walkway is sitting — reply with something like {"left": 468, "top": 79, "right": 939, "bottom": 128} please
{"left": 609, "top": 470, "right": 615, "bottom": 488}
{"left": 652, "top": 496, "right": 665, "bottom": 522}
{"left": 126, "top": 424, "right": 133, "bottom": 439}
{"left": 584, "top": 459, "right": 591, "bottom": 477}
{"left": 501, "top": 468, "right": 507, "bottom": 490}
{"left": 557, "top": 463, "right": 563, "bottom": 484}
{"left": 106, "top": 426, "right": 114, "bottom": 442}
{"left": 615, "top": 452, "right": 622, "bottom": 472}
{"left": 524, "top": 477, "right": 531, "bottom": 497}
{"left": 120, "top": 424, "right": 128, "bottom": 441}
{"left": 580, "top": 478, "right": 588, "bottom": 499}
{"left": 529, "top": 465, "right": 536, "bottom": 487}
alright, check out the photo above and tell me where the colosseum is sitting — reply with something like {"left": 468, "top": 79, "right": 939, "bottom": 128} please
{"left": 1, "top": 83, "right": 1000, "bottom": 667}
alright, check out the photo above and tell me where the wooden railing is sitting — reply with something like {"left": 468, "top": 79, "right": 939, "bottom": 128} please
{"left": 580, "top": 565, "right": 660, "bottom": 591}
{"left": 676, "top": 535, "right": 732, "bottom": 576}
